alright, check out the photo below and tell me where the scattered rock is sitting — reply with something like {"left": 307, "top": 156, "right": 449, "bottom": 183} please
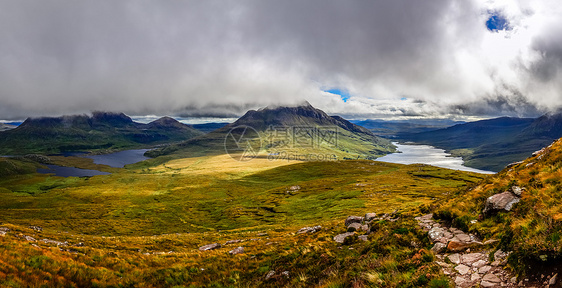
{"left": 494, "top": 249, "right": 507, "bottom": 261}
{"left": 431, "top": 243, "right": 447, "bottom": 254}
{"left": 511, "top": 186, "right": 524, "bottom": 196}
{"left": 482, "top": 273, "right": 501, "bottom": 283}
{"left": 29, "top": 226, "right": 43, "bottom": 232}
{"left": 364, "top": 213, "right": 377, "bottom": 222}
{"left": 471, "top": 273, "right": 481, "bottom": 281}
{"left": 23, "top": 235, "right": 36, "bottom": 242}
{"left": 448, "top": 253, "right": 461, "bottom": 264}
{"left": 480, "top": 280, "right": 496, "bottom": 287}
{"left": 347, "top": 222, "right": 362, "bottom": 232}
{"left": 73, "top": 242, "right": 85, "bottom": 247}
{"left": 483, "top": 191, "right": 520, "bottom": 214}
{"left": 455, "top": 276, "right": 468, "bottom": 287}
{"left": 455, "top": 264, "right": 471, "bottom": 275}
{"left": 333, "top": 232, "right": 355, "bottom": 244}
{"left": 344, "top": 216, "right": 363, "bottom": 226}
{"left": 229, "top": 246, "right": 244, "bottom": 255}
{"left": 199, "top": 243, "right": 221, "bottom": 251}
{"left": 257, "top": 233, "right": 268, "bottom": 237}
{"left": 550, "top": 273, "right": 558, "bottom": 285}
{"left": 358, "top": 235, "right": 369, "bottom": 242}
{"left": 461, "top": 253, "right": 483, "bottom": 265}
{"left": 225, "top": 239, "right": 242, "bottom": 244}
{"left": 297, "top": 226, "right": 321, "bottom": 234}
{"left": 265, "top": 270, "right": 275, "bottom": 280}
{"left": 281, "top": 271, "right": 289, "bottom": 278}
{"left": 472, "top": 259, "right": 487, "bottom": 268}
{"left": 41, "top": 239, "right": 68, "bottom": 246}
{"left": 428, "top": 227, "right": 445, "bottom": 243}
{"left": 483, "top": 239, "right": 499, "bottom": 245}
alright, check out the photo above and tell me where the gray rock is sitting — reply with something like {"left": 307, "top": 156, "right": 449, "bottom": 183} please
{"left": 472, "top": 259, "right": 487, "bottom": 268}
{"left": 225, "top": 239, "right": 242, "bottom": 244}
{"left": 448, "top": 253, "right": 461, "bottom": 264}
{"left": 455, "top": 276, "right": 468, "bottom": 287}
{"left": 482, "top": 273, "right": 501, "bottom": 283}
{"left": 455, "top": 264, "right": 471, "bottom": 275}
{"left": 550, "top": 273, "right": 558, "bottom": 285}
{"left": 461, "top": 253, "right": 483, "bottom": 265}
{"left": 361, "top": 225, "right": 369, "bottom": 232}
{"left": 364, "top": 213, "right": 377, "bottom": 222}
{"left": 358, "top": 235, "right": 369, "bottom": 242}
{"left": 455, "top": 233, "right": 472, "bottom": 243}
{"left": 333, "top": 232, "right": 355, "bottom": 243}
{"left": 199, "top": 243, "right": 221, "bottom": 251}
{"left": 431, "top": 243, "right": 447, "bottom": 254}
{"left": 297, "top": 225, "right": 322, "bottom": 234}
{"left": 480, "top": 280, "right": 496, "bottom": 287}
{"left": 511, "top": 186, "right": 524, "bottom": 196}
{"left": 24, "top": 235, "right": 36, "bottom": 242}
{"left": 229, "top": 246, "right": 244, "bottom": 255}
{"left": 347, "top": 222, "right": 362, "bottom": 232}
{"left": 483, "top": 191, "right": 520, "bottom": 214}
{"left": 428, "top": 227, "right": 445, "bottom": 243}
{"left": 478, "top": 266, "right": 492, "bottom": 274}
{"left": 29, "top": 226, "right": 43, "bottom": 232}
{"left": 471, "top": 273, "right": 481, "bottom": 281}
{"left": 345, "top": 216, "right": 363, "bottom": 226}
{"left": 281, "top": 271, "right": 289, "bottom": 278}
{"left": 265, "top": 270, "right": 275, "bottom": 280}
{"left": 494, "top": 249, "right": 507, "bottom": 261}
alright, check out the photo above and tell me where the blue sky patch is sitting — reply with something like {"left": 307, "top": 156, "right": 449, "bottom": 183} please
{"left": 325, "top": 88, "right": 351, "bottom": 102}
{"left": 486, "top": 12, "right": 511, "bottom": 32}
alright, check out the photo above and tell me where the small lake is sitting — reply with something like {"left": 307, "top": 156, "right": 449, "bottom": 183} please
{"left": 376, "top": 142, "right": 495, "bottom": 174}
{"left": 36, "top": 149, "right": 150, "bottom": 177}
{"left": 85, "top": 149, "right": 150, "bottom": 168}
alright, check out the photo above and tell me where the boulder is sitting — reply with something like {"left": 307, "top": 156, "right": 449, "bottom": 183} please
{"left": 549, "top": 273, "right": 558, "bottom": 285}
{"left": 199, "top": 243, "right": 221, "bottom": 251}
{"left": 431, "top": 243, "right": 447, "bottom": 254}
{"left": 428, "top": 227, "right": 445, "bottom": 243}
{"left": 447, "top": 253, "right": 461, "bottom": 264}
{"left": 345, "top": 216, "right": 363, "bottom": 226}
{"left": 482, "top": 273, "right": 501, "bottom": 283}
{"left": 297, "top": 225, "right": 321, "bottom": 234}
{"left": 347, "top": 222, "right": 362, "bottom": 232}
{"left": 333, "top": 232, "right": 355, "bottom": 243}
{"left": 358, "top": 235, "right": 369, "bottom": 242}
{"left": 511, "top": 186, "right": 524, "bottom": 196}
{"left": 229, "top": 246, "right": 244, "bottom": 255}
{"left": 364, "top": 213, "right": 377, "bottom": 222}
{"left": 447, "top": 240, "right": 469, "bottom": 252}
{"left": 483, "top": 191, "right": 520, "bottom": 214}
{"left": 455, "top": 264, "right": 471, "bottom": 275}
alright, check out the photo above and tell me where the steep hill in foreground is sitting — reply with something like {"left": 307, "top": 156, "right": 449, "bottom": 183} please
{"left": 434, "top": 137, "right": 562, "bottom": 275}
{"left": 147, "top": 102, "right": 396, "bottom": 160}
{"left": 0, "top": 112, "right": 203, "bottom": 155}
{"left": 399, "top": 114, "right": 562, "bottom": 172}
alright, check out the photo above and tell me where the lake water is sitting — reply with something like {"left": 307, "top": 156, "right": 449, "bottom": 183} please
{"left": 36, "top": 149, "right": 150, "bottom": 177}
{"left": 37, "top": 165, "right": 111, "bottom": 177}
{"left": 85, "top": 149, "right": 150, "bottom": 168}
{"left": 376, "top": 142, "right": 495, "bottom": 174}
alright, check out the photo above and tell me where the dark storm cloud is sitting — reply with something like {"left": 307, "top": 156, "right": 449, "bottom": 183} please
{"left": 0, "top": 0, "right": 560, "bottom": 120}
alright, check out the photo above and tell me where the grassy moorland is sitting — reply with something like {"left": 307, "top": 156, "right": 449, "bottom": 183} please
{"left": 433, "top": 138, "right": 562, "bottom": 276}
{"left": 0, "top": 153, "right": 486, "bottom": 287}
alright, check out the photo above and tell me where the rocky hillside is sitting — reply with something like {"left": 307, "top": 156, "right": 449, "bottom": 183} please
{"left": 433, "top": 137, "right": 562, "bottom": 279}
{"left": 0, "top": 112, "right": 203, "bottom": 155}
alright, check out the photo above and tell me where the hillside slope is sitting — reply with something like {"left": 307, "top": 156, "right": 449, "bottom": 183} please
{"left": 0, "top": 112, "right": 203, "bottom": 155}
{"left": 147, "top": 103, "right": 395, "bottom": 160}
{"left": 434, "top": 137, "right": 562, "bottom": 275}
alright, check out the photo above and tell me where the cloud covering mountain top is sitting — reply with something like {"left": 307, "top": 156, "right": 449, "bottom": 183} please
{"left": 0, "top": 0, "right": 561, "bottom": 120}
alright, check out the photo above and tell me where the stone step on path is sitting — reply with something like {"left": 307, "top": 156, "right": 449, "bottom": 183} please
{"left": 415, "top": 214, "right": 519, "bottom": 288}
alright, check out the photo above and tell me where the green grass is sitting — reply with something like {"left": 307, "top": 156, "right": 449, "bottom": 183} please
{"left": 0, "top": 153, "right": 489, "bottom": 287}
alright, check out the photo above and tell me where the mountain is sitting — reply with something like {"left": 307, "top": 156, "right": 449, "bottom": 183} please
{"left": 0, "top": 112, "right": 203, "bottom": 155}
{"left": 351, "top": 119, "right": 464, "bottom": 137}
{"left": 147, "top": 102, "right": 395, "bottom": 160}
{"left": 398, "top": 115, "right": 562, "bottom": 172}
{"left": 434, "top": 137, "right": 562, "bottom": 276}
{"left": 191, "top": 122, "right": 229, "bottom": 133}
{"left": 0, "top": 123, "right": 16, "bottom": 132}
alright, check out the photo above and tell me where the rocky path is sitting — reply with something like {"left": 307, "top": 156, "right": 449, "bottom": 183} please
{"left": 415, "top": 214, "right": 536, "bottom": 288}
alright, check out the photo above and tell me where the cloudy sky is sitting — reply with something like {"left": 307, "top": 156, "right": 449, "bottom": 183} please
{"left": 0, "top": 0, "right": 561, "bottom": 120}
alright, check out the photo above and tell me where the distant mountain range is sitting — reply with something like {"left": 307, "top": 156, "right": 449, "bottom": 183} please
{"left": 147, "top": 102, "right": 395, "bottom": 160}
{"left": 399, "top": 113, "right": 562, "bottom": 171}
{"left": 351, "top": 119, "right": 464, "bottom": 137}
{"left": 0, "top": 112, "right": 203, "bottom": 155}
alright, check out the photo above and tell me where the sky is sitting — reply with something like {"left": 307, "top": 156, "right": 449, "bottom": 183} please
{"left": 0, "top": 0, "right": 561, "bottom": 121}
